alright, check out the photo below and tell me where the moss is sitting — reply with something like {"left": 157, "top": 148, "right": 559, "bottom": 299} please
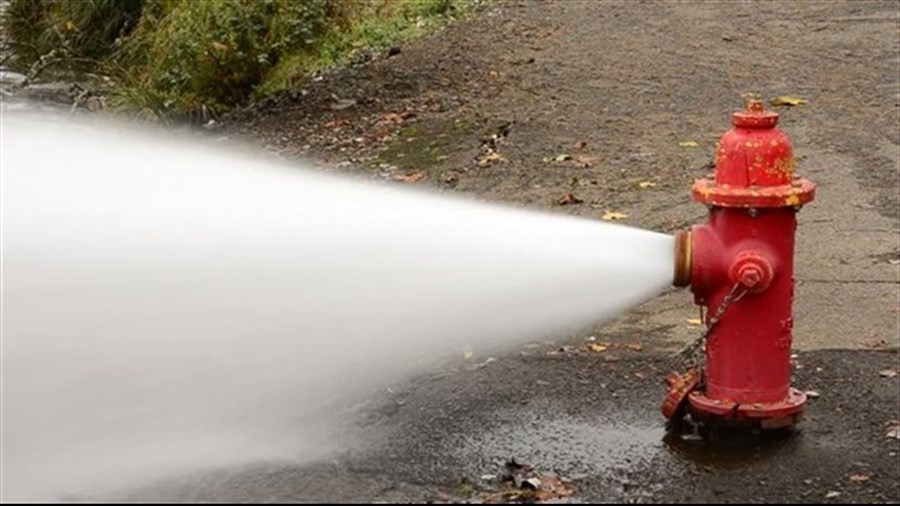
{"left": 377, "top": 118, "right": 474, "bottom": 171}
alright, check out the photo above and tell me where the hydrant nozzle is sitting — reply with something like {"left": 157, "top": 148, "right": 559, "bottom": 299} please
{"left": 673, "top": 229, "right": 692, "bottom": 288}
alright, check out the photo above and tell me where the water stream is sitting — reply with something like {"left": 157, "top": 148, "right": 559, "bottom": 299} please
{"left": 1, "top": 111, "right": 675, "bottom": 501}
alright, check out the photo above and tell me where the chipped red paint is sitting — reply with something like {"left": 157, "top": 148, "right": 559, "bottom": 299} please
{"left": 693, "top": 100, "right": 815, "bottom": 208}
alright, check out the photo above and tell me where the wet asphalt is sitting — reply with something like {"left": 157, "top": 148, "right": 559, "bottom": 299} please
{"left": 113, "top": 346, "right": 899, "bottom": 504}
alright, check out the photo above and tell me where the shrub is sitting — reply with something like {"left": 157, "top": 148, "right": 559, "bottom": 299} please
{"left": 118, "top": 0, "right": 347, "bottom": 117}
{"left": 5, "top": 0, "right": 143, "bottom": 68}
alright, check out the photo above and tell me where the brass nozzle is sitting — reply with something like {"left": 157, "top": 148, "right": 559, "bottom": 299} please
{"left": 673, "top": 229, "right": 692, "bottom": 287}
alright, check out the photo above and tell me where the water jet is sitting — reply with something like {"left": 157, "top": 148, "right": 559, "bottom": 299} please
{"left": 1, "top": 111, "right": 673, "bottom": 501}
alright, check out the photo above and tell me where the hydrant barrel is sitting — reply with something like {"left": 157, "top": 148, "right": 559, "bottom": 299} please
{"left": 700, "top": 209, "right": 796, "bottom": 405}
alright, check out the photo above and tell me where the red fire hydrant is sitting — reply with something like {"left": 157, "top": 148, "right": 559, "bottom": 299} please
{"left": 663, "top": 100, "right": 816, "bottom": 431}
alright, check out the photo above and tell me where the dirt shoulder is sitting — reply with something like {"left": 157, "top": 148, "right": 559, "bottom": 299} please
{"left": 221, "top": 0, "right": 900, "bottom": 352}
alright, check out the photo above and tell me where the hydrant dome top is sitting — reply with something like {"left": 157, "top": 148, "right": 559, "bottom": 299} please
{"left": 691, "top": 99, "right": 816, "bottom": 208}
{"left": 732, "top": 99, "right": 779, "bottom": 129}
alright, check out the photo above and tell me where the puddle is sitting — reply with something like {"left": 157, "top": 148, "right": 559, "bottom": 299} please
{"left": 451, "top": 410, "right": 667, "bottom": 476}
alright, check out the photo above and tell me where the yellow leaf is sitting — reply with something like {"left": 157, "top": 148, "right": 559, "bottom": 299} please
{"left": 770, "top": 96, "right": 808, "bottom": 107}
{"left": 478, "top": 151, "right": 505, "bottom": 167}
{"left": 464, "top": 350, "right": 474, "bottom": 359}
{"left": 678, "top": 141, "right": 700, "bottom": 148}
{"left": 588, "top": 344, "right": 609, "bottom": 353}
{"left": 638, "top": 181, "right": 657, "bottom": 188}
{"left": 686, "top": 318, "right": 703, "bottom": 326}
{"left": 65, "top": 20, "right": 78, "bottom": 32}
{"left": 602, "top": 211, "right": 628, "bottom": 221}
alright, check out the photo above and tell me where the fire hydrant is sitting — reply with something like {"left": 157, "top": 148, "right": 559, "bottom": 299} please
{"left": 663, "top": 100, "right": 816, "bottom": 431}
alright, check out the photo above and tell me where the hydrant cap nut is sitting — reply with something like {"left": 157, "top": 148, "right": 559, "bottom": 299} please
{"left": 732, "top": 99, "right": 779, "bottom": 129}
{"left": 729, "top": 251, "right": 775, "bottom": 293}
{"left": 738, "top": 265, "right": 763, "bottom": 287}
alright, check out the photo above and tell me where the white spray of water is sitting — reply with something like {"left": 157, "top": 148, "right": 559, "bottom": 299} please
{"left": 1, "top": 112, "right": 674, "bottom": 501}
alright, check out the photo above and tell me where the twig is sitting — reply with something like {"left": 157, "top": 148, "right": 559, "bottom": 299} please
{"left": 21, "top": 50, "right": 97, "bottom": 88}
{"left": 21, "top": 48, "right": 61, "bottom": 87}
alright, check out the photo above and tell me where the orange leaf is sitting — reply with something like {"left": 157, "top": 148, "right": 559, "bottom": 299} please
{"left": 392, "top": 171, "right": 425, "bottom": 183}
{"left": 572, "top": 155, "right": 598, "bottom": 168}
{"left": 557, "top": 192, "right": 583, "bottom": 206}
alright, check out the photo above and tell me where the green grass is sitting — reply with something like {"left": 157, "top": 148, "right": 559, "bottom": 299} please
{"left": 258, "top": 0, "right": 475, "bottom": 97}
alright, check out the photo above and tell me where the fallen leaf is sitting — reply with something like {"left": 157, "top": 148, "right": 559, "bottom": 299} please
{"left": 805, "top": 390, "right": 821, "bottom": 399}
{"left": 678, "top": 141, "right": 700, "bottom": 148}
{"left": 886, "top": 420, "right": 900, "bottom": 440}
{"left": 572, "top": 155, "right": 599, "bottom": 168}
{"left": 504, "top": 458, "right": 533, "bottom": 476}
{"left": 473, "top": 357, "right": 496, "bottom": 369}
{"left": 324, "top": 119, "right": 348, "bottom": 129}
{"left": 330, "top": 98, "right": 357, "bottom": 110}
{"left": 602, "top": 211, "right": 628, "bottom": 221}
{"left": 557, "top": 192, "right": 584, "bottom": 206}
{"left": 464, "top": 350, "right": 474, "bottom": 359}
{"left": 686, "top": 318, "right": 703, "bottom": 326}
{"left": 638, "top": 181, "right": 657, "bottom": 188}
{"left": 392, "top": 171, "right": 425, "bottom": 183}
{"left": 521, "top": 478, "right": 541, "bottom": 490}
{"left": 633, "top": 372, "right": 646, "bottom": 379}
{"left": 534, "top": 476, "right": 575, "bottom": 502}
{"left": 849, "top": 473, "right": 871, "bottom": 483}
{"left": 861, "top": 339, "right": 889, "bottom": 349}
{"left": 544, "top": 153, "right": 573, "bottom": 163}
{"left": 477, "top": 150, "right": 506, "bottom": 167}
{"left": 771, "top": 96, "right": 808, "bottom": 107}
{"left": 825, "top": 491, "right": 841, "bottom": 499}
{"left": 879, "top": 369, "right": 899, "bottom": 378}
{"left": 553, "top": 345, "right": 578, "bottom": 355}
{"left": 625, "top": 343, "right": 643, "bottom": 352}
{"left": 375, "top": 112, "right": 404, "bottom": 125}
{"left": 65, "top": 20, "right": 78, "bottom": 32}
{"left": 588, "top": 343, "right": 609, "bottom": 353}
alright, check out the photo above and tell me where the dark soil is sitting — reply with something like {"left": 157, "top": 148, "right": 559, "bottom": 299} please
{"left": 221, "top": 0, "right": 899, "bottom": 229}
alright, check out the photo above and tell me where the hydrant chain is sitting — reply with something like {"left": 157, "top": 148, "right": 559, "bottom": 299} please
{"left": 675, "top": 283, "right": 747, "bottom": 369}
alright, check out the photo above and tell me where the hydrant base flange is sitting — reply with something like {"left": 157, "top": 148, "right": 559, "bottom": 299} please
{"left": 687, "top": 388, "right": 807, "bottom": 429}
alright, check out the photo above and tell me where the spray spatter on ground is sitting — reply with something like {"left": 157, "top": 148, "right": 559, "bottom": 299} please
{"left": 1, "top": 112, "right": 674, "bottom": 501}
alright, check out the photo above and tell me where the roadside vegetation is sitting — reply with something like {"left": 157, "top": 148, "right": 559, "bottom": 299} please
{"left": 3, "top": 0, "right": 477, "bottom": 121}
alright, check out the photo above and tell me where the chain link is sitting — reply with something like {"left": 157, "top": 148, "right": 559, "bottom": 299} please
{"left": 675, "top": 283, "right": 748, "bottom": 369}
